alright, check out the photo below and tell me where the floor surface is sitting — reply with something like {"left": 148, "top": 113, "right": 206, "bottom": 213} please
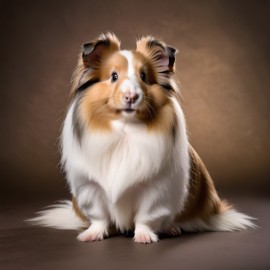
{"left": 0, "top": 195, "right": 269, "bottom": 270}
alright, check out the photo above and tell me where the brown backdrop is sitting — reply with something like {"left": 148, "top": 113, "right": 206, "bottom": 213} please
{"left": 1, "top": 0, "right": 269, "bottom": 201}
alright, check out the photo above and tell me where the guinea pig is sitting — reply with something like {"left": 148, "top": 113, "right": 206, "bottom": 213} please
{"left": 29, "top": 33, "right": 256, "bottom": 243}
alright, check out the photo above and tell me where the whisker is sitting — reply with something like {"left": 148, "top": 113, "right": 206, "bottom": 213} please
{"left": 143, "top": 99, "right": 157, "bottom": 119}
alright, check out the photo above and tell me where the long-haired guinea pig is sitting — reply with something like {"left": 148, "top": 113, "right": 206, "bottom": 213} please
{"left": 29, "top": 33, "right": 256, "bottom": 243}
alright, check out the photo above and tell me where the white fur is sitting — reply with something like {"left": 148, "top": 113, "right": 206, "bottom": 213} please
{"left": 119, "top": 50, "right": 143, "bottom": 107}
{"left": 58, "top": 95, "right": 190, "bottom": 237}
{"left": 26, "top": 200, "right": 88, "bottom": 230}
{"left": 77, "top": 220, "right": 108, "bottom": 241}
{"left": 181, "top": 209, "right": 257, "bottom": 232}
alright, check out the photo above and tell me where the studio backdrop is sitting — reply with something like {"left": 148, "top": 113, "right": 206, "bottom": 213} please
{"left": 0, "top": 0, "right": 269, "bottom": 201}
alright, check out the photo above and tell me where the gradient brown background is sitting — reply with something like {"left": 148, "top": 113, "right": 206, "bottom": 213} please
{"left": 1, "top": 0, "right": 269, "bottom": 201}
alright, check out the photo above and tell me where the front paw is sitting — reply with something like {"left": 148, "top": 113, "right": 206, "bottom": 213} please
{"left": 134, "top": 224, "right": 158, "bottom": 244}
{"left": 77, "top": 222, "right": 108, "bottom": 242}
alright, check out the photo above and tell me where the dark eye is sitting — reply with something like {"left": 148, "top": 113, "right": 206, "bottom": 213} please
{"left": 111, "top": 72, "right": 118, "bottom": 82}
{"left": 140, "top": 71, "right": 146, "bottom": 82}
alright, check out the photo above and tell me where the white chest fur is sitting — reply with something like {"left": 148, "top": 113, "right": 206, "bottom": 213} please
{"left": 63, "top": 105, "right": 172, "bottom": 197}
{"left": 61, "top": 98, "right": 190, "bottom": 230}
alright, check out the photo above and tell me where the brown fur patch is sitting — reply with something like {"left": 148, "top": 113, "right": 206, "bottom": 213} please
{"left": 79, "top": 82, "right": 116, "bottom": 132}
{"left": 78, "top": 52, "right": 131, "bottom": 132}
{"left": 137, "top": 86, "right": 175, "bottom": 133}
{"left": 70, "top": 33, "right": 121, "bottom": 98}
{"left": 130, "top": 51, "right": 176, "bottom": 134}
{"left": 176, "top": 146, "right": 231, "bottom": 223}
{"left": 72, "top": 197, "right": 88, "bottom": 223}
{"left": 82, "top": 33, "right": 121, "bottom": 69}
{"left": 136, "top": 36, "right": 176, "bottom": 89}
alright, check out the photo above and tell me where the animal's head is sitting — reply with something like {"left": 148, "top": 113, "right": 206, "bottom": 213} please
{"left": 71, "top": 33, "right": 178, "bottom": 131}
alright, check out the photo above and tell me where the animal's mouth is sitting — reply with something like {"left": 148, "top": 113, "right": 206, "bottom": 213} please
{"left": 115, "top": 108, "right": 136, "bottom": 115}
{"left": 115, "top": 106, "right": 137, "bottom": 114}
{"left": 113, "top": 107, "right": 138, "bottom": 118}
{"left": 122, "top": 108, "right": 135, "bottom": 113}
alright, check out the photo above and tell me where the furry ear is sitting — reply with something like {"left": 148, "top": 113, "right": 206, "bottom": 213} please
{"left": 136, "top": 36, "right": 177, "bottom": 90}
{"left": 82, "top": 33, "right": 121, "bottom": 68}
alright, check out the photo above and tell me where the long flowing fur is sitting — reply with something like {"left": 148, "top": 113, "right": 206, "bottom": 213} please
{"left": 28, "top": 33, "right": 256, "bottom": 243}
{"left": 27, "top": 201, "right": 88, "bottom": 230}
{"left": 175, "top": 146, "right": 257, "bottom": 232}
{"left": 28, "top": 200, "right": 256, "bottom": 232}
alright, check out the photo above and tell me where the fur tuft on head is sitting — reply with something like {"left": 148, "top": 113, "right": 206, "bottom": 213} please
{"left": 136, "top": 36, "right": 178, "bottom": 91}
{"left": 70, "top": 33, "right": 121, "bottom": 97}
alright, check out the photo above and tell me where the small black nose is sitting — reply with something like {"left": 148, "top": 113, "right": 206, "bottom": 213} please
{"left": 124, "top": 92, "right": 139, "bottom": 105}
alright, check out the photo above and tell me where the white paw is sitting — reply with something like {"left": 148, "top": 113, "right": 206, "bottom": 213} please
{"left": 134, "top": 224, "right": 158, "bottom": 244}
{"left": 77, "top": 222, "right": 108, "bottom": 242}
